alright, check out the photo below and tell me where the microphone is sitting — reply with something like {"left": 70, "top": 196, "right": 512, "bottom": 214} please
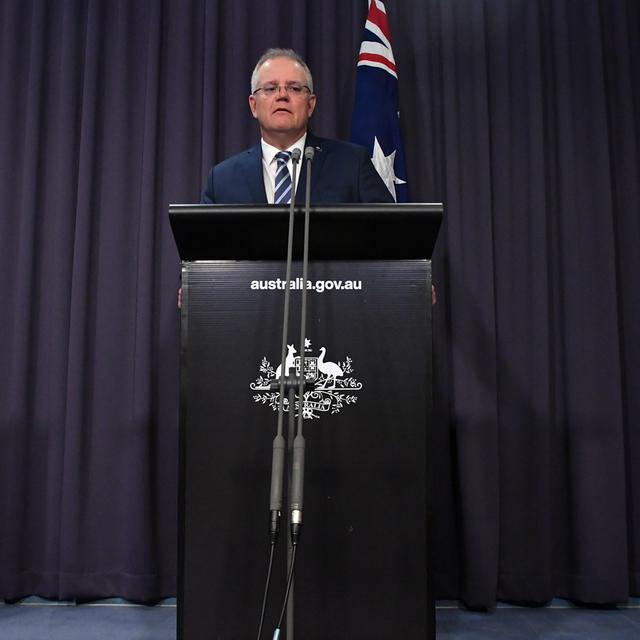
{"left": 289, "top": 433, "right": 305, "bottom": 543}
{"left": 289, "top": 146, "right": 314, "bottom": 544}
{"left": 268, "top": 147, "right": 303, "bottom": 542}
{"left": 257, "top": 146, "right": 304, "bottom": 640}
{"left": 270, "top": 145, "right": 316, "bottom": 640}
{"left": 269, "top": 434, "right": 286, "bottom": 543}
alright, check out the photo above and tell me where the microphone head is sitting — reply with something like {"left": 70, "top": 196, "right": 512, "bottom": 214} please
{"left": 291, "top": 148, "right": 302, "bottom": 163}
{"left": 304, "top": 146, "right": 315, "bottom": 161}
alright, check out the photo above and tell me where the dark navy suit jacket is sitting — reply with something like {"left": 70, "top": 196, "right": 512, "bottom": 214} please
{"left": 201, "top": 133, "right": 394, "bottom": 204}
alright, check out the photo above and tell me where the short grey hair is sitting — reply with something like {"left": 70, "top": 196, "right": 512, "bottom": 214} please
{"left": 250, "top": 48, "right": 314, "bottom": 93}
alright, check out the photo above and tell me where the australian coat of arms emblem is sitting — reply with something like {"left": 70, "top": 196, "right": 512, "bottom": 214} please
{"left": 250, "top": 339, "right": 363, "bottom": 419}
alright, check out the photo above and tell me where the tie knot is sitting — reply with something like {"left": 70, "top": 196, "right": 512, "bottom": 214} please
{"left": 275, "top": 151, "right": 291, "bottom": 164}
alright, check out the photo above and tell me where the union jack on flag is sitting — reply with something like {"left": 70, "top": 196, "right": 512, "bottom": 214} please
{"left": 351, "top": 0, "right": 408, "bottom": 202}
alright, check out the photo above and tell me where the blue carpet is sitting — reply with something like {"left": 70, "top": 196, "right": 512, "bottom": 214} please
{"left": 0, "top": 599, "right": 176, "bottom": 640}
{"left": 437, "top": 600, "right": 640, "bottom": 639}
{"left": 2, "top": 598, "right": 640, "bottom": 639}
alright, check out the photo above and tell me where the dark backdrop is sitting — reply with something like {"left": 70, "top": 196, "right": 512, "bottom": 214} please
{"left": 0, "top": 0, "right": 638, "bottom": 609}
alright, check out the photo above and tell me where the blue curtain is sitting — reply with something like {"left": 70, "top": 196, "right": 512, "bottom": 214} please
{"left": 0, "top": 0, "right": 638, "bottom": 609}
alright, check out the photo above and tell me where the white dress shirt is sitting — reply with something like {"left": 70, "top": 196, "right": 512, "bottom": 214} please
{"left": 260, "top": 134, "right": 307, "bottom": 203}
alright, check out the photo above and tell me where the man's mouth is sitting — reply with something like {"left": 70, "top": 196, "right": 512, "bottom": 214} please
{"left": 273, "top": 108, "right": 292, "bottom": 114}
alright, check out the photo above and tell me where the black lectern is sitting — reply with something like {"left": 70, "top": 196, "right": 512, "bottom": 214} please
{"left": 170, "top": 203, "right": 442, "bottom": 640}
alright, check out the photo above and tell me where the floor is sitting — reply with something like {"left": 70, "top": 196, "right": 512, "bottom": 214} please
{"left": 1, "top": 598, "right": 639, "bottom": 639}
{"left": 436, "top": 600, "right": 640, "bottom": 639}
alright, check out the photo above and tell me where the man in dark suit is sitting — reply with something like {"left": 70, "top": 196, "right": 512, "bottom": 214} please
{"left": 181, "top": 49, "right": 395, "bottom": 308}
{"left": 201, "top": 48, "right": 393, "bottom": 204}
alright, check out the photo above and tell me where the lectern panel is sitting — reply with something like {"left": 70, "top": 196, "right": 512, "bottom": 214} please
{"left": 179, "top": 260, "right": 432, "bottom": 640}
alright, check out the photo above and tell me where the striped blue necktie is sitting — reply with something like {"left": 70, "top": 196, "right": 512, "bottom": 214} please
{"left": 274, "top": 151, "right": 292, "bottom": 204}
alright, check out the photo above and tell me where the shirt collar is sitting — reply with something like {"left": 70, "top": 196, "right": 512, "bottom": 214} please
{"left": 261, "top": 133, "right": 307, "bottom": 165}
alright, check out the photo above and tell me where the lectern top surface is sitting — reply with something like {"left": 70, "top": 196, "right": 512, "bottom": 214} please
{"left": 169, "top": 203, "right": 443, "bottom": 261}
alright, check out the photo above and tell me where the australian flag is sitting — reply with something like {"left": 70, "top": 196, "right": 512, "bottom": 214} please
{"left": 351, "top": 0, "right": 408, "bottom": 202}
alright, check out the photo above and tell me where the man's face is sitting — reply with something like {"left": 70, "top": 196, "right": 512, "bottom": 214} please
{"left": 248, "top": 57, "right": 317, "bottom": 144}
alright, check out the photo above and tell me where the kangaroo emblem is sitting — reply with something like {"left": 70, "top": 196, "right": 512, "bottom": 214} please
{"left": 275, "top": 345, "right": 297, "bottom": 379}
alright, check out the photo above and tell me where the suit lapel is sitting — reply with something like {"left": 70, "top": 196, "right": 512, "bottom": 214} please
{"left": 241, "top": 135, "right": 325, "bottom": 204}
{"left": 295, "top": 133, "right": 326, "bottom": 203}
{"left": 242, "top": 144, "right": 267, "bottom": 203}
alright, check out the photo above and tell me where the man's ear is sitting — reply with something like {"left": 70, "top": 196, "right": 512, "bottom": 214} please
{"left": 307, "top": 94, "right": 317, "bottom": 119}
{"left": 248, "top": 95, "right": 258, "bottom": 119}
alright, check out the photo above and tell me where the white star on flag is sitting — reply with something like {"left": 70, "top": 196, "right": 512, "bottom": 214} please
{"left": 371, "top": 137, "right": 406, "bottom": 202}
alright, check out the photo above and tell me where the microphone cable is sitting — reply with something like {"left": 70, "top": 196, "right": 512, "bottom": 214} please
{"left": 272, "top": 543, "right": 299, "bottom": 640}
{"left": 256, "top": 541, "right": 276, "bottom": 640}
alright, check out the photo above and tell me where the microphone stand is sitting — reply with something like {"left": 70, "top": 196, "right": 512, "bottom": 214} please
{"left": 257, "top": 148, "right": 301, "bottom": 640}
{"left": 290, "top": 146, "right": 314, "bottom": 542}
{"left": 269, "top": 148, "right": 302, "bottom": 542}
{"left": 262, "top": 146, "right": 315, "bottom": 640}
{"left": 280, "top": 146, "right": 315, "bottom": 640}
